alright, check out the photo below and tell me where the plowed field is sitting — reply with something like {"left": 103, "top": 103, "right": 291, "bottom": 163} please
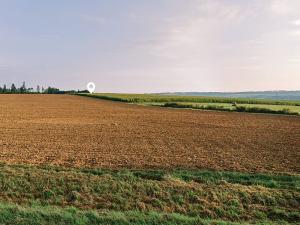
{"left": 0, "top": 94, "right": 299, "bottom": 173}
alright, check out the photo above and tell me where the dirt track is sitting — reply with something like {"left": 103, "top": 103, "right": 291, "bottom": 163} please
{"left": 0, "top": 94, "right": 299, "bottom": 173}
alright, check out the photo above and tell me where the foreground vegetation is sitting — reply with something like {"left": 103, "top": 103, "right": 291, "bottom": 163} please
{"left": 0, "top": 164, "right": 298, "bottom": 224}
{"left": 78, "top": 93, "right": 300, "bottom": 115}
{"left": 0, "top": 204, "right": 295, "bottom": 225}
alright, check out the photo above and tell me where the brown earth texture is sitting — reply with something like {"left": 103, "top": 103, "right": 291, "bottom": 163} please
{"left": 0, "top": 94, "right": 299, "bottom": 174}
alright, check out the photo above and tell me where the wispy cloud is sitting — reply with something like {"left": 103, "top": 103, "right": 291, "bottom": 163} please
{"left": 1, "top": 0, "right": 300, "bottom": 91}
{"left": 38, "top": 34, "right": 60, "bottom": 39}
{"left": 269, "top": 0, "right": 292, "bottom": 15}
{"left": 290, "top": 30, "right": 300, "bottom": 36}
{"left": 0, "top": 58, "right": 10, "bottom": 68}
{"left": 291, "top": 19, "right": 300, "bottom": 26}
{"left": 289, "top": 58, "right": 300, "bottom": 64}
{"left": 137, "top": 0, "right": 258, "bottom": 65}
{"left": 81, "top": 14, "right": 106, "bottom": 24}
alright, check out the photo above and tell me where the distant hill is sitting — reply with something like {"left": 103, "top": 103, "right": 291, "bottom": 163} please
{"left": 157, "top": 91, "right": 300, "bottom": 101}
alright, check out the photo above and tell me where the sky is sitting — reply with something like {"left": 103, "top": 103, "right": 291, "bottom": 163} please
{"left": 0, "top": 0, "right": 300, "bottom": 93}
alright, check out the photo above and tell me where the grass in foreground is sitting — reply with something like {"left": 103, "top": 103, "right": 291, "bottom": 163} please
{"left": 0, "top": 203, "right": 293, "bottom": 225}
{"left": 0, "top": 164, "right": 299, "bottom": 224}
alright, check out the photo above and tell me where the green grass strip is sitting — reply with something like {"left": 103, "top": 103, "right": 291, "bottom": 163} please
{"left": 0, "top": 164, "right": 298, "bottom": 223}
{"left": 0, "top": 203, "right": 294, "bottom": 225}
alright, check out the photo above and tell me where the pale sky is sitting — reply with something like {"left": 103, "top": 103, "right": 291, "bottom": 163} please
{"left": 0, "top": 0, "right": 300, "bottom": 92}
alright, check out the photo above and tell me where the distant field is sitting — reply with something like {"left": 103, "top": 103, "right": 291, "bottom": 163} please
{"left": 79, "top": 93, "right": 300, "bottom": 105}
{"left": 158, "top": 91, "right": 300, "bottom": 101}
{"left": 137, "top": 102, "right": 300, "bottom": 114}
{"left": 163, "top": 102, "right": 300, "bottom": 114}
{"left": 79, "top": 93, "right": 300, "bottom": 115}
{"left": 183, "top": 102, "right": 300, "bottom": 113}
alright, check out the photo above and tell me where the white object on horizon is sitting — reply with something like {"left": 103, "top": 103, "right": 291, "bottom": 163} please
{"left": 87, "top": 82, "right": 96, "bottom": 94}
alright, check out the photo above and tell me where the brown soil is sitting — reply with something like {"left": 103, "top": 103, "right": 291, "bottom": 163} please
{"left": 0, "top": 94, "right": 299, "bottom": 173}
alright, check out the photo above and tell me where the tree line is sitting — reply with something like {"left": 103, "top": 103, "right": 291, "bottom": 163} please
{"left": 0, "top": 82, "right": 88, "bottom": 94}
{"left": 0, "top": 82, "right": 61, "bottom": 94}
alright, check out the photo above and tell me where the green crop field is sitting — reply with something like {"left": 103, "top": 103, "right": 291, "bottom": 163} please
{"left": 0, "top": 163, "right": 299, "bottom": 225}
{"left": 78, "top": 93, "right": 300, "bottom": 105}
{"left": 78, "top": 93, "right": 300, "bottom": 115}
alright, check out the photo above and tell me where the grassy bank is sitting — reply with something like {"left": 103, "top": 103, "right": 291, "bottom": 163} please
{"left": 77, "top": 93, "right": 300, "bottom": 115}
{"left": 0, "top": 164, "right": 299, "bottom": 224}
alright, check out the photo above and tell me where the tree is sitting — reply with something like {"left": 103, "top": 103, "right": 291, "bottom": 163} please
{"left": 3, "top": 85, "right": 7, "bottom": 93}
{"left": 20, "top": 81, "right": 26, "bottom": 93}
{"left": 44, "top": 86, "right": 60, "bottom": 94}
{"left": 37, "top": 85, "right": 40, "bottom": 93}
{"left": 27, "top": 87, "right": 34, "bottom": 93}
{"left": 11, "top": 83, "right": 17, "bottom": 93}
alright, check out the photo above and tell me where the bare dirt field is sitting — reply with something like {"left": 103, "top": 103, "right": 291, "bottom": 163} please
{"left": 0, "top": 94, "right": 299, "bottom": 173}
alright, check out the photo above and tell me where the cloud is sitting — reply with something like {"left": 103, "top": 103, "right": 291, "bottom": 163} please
{"left": 38, "top": 34, "right": 60, "bottom": 39}
{"left": 195, "top": 0, "right": 253, "bottom": 22}
{"left": 291, "top": 19, "right": 300, "bottom": 26}
{"left": 138, "top": 0, "right": 257, "bottom": 62}
{"left": 290, "top": 30, "right": 300, "bottom": 36}
{"left": 81, "top": 14, "right": 106, "bottom": 24}
{"left": 128, "top": 0, "right": 300, "bottom": 90}
{"left": 0, "top": 58, "right": 11, "bottom": 68}
{"left": 289, "top": 58, "right": 300, "bottom": 64}
{"left": 269, "top": 0, "right": 291, "bottom": 15}
{"left": 2, "top": 0, "right": 300, "bottom": 91}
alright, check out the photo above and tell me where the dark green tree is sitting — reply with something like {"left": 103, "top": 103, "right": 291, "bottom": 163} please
{"left": 11, "top": 84, "right": 17, "bottom": 93}
{"left": 3, "top": 85, "right": 7, "bottom": 93}
{"left": 44, "top": 86, "right": 60, "bottom": 94}
{"left": 20, "top": 81, "right": 27, "bottom": 93}
{"left": 27, "top": 87, "right": 34, "bottom": 93}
